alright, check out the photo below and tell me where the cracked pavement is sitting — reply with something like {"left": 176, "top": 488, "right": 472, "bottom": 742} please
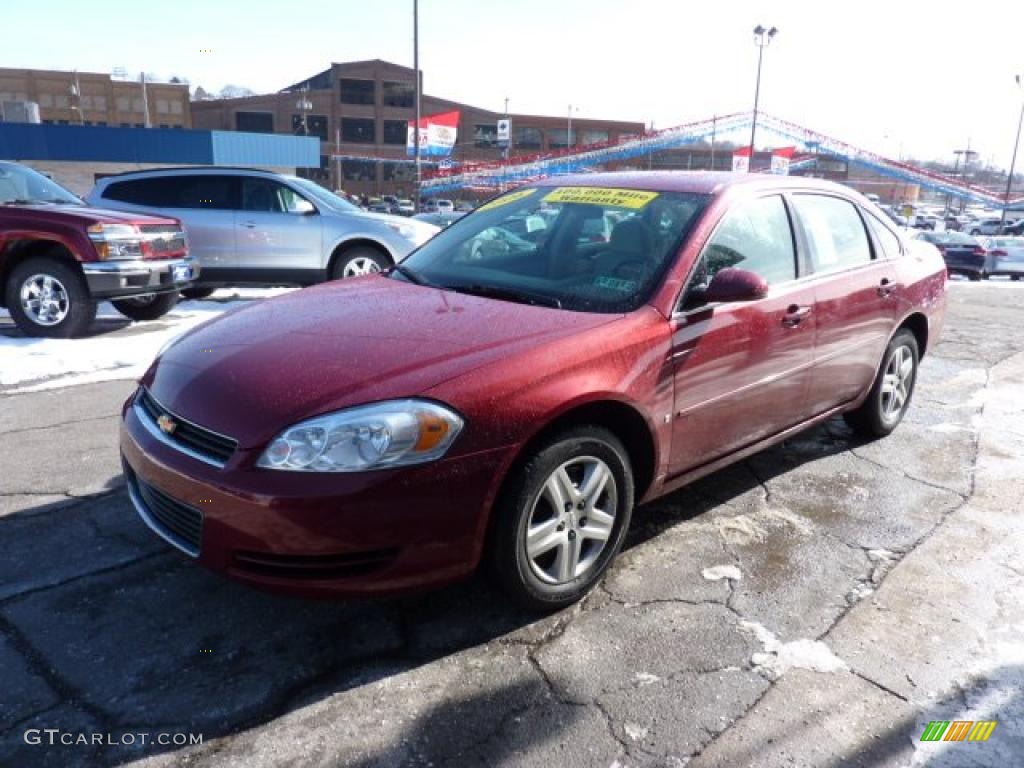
{"left": 1, "top": 282, "right": 1023, "bottom": 767}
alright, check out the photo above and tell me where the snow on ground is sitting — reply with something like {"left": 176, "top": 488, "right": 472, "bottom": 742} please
{"left": 701, "top": 564, "right": 743, "bottom": 581}
{"left": 0, "top": 288, "right": 295, "bottom": 392}
{"left": 739, "top": 620, "right": 849, "bottom": 679}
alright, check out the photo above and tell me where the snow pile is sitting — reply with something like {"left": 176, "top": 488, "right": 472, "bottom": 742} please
{"left": 739, "top": 620, "right": 848, "bottom": 679}
{"left": 0, "top": 288, "right": 294, "bottom": 392}
{"left": 701, "top": 565, "right": 742, "bottom": 582}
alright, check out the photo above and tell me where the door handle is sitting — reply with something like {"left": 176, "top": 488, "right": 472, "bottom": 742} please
{"left": 782, "top": 304, "right": 812, "bottom": 327}
{"left": 877, "top": 278, "right": 896, "bottom": 298}
{"left": 239, "top": 221, "right": 256, "bottom": 229}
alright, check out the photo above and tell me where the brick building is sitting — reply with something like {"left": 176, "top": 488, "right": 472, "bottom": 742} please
{"left": 190, "top": 59, "right": 644, "bottom": 197}
{"left": 0, "top": 67, "right": 190, "bottom": 129}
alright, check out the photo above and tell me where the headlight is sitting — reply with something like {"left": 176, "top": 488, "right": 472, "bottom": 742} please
{"left": 88, "top": 223, "right": 144, "bottom": 260}
{"left": 257, "top": 399, "right": 464, "bottom": 472}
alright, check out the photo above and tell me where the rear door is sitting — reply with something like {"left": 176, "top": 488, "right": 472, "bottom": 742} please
{"left": 790, "top": 195, "right": 901, "bottom": 414}
{"left": 668, "top": 194, "right": 817, "bottom": 476}
{"left": 98, "top": 175, "right": 238, "bottom": 273}
{"left": 235, "top": 178, "right": 323, "bottom": 282}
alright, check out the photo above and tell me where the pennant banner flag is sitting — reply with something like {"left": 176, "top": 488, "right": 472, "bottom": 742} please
{"left": 771, "top": 146, "right": 796, "bottom": 175}
{"left": 732, "top": 146, "right": 751, "bottom": 173}
{"left": 407, "top": 110, "right": 460, "bottom": 157}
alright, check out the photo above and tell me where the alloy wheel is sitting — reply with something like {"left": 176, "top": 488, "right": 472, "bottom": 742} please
{"left": 880, "top": 345, "right": 914, "bottom": 420}
{"left": 525, "top": 456, "right": 618, "bottom": 585}
{"left": 19, "top": 273, "right": 69, "bottom": 326}
{"left": 342, "top": 257, "right": 383, "bottom": 278}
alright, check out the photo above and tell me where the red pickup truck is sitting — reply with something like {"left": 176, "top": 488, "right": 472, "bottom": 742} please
{"left": 1, "top": 161, "right": 198, "bottom": 337}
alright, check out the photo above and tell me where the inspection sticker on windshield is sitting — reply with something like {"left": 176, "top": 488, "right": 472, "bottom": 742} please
{"left": 477, "top": 188, "right": 537, "bottom": 211}
{"left": 594, "top": 275, "right": 638, "bottom": 293}
{"left": 543, "top": 187, "right": 659, "bottom": 209}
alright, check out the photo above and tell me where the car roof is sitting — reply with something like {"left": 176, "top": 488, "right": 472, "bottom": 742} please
{"left": 530, "top": 170, "right": 863, "bottom": 198}
{"left": 94, "top": 166, "right": 287, "bottom": 183}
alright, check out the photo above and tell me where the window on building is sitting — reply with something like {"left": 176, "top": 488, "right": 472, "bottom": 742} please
{"left": 235, "top": 111, "right": 274, "bottom": 133}
{"left": 158, "top": 123, "right": 169, "bottom": 129}
{"left": 383, "top": 120, "right": 408, "bottom": 145}
{"left": 119, "top": 122, "right": 130, "bottom": 128}
{"left": 42, "top": 119, "right": 53, "bottom": 124}
{"left": 582, "top": 129, "right": 609, "bottom": 145}
{"left": 132, "top": 97, "right": 145, "bottom": 113}
{"left": 382, "top": 81, "right": 415, "bottom": 108}
{"left": 39, "top": 93, "right": 53, "bottom": 107}
{"left": 339, "top": 78, "right": 375, "bottom": 106}
{"left": 97, "top": 121, "right": 108, "bottom": 126}
{"left": 115, "top": 96, "right": 130, "bottom": 112}
{"left": 341, "top": 117, "right": 375, "bottom": 143}
{"left": 342, "top": 158, "right": 377, "bottom": 181}
{"left": 170, "top": 100, "right": 183, "bottom": 115}
{"left": 55, "top": 94, "right": 69, "bottom": 108}
{"left": 81, "top": 95, "right": 93, "bottom": 109}
{"left": 94, "top": 96, "right": 107, "bottom": 111}
{"left": 515, "top": 127, "right": 543, "bottom": 150}
{"left": 474, "top": 123, "right": 498, "bottom": 148}
{"left": 382, "top": 162, "right": 414, "bottom": 182}
{"left": 548, "top": 128, "right": 576, "bottom": 149}
{"left": 292, "top": 114, "right": 328, "bottom": 141}
{"left": 156, "top": 99, "right": 169, "bottom": 114}
{"left": 792, "top": 194, "right": 873, "bottom": 273}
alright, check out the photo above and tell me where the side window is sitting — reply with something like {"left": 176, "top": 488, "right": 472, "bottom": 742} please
{"left": 176, "top": 176, "right": 237, "bottom": 210}
{"left": 276, "top": 184, "right": 316, "bottom": 214}
{"left": 104, "top": 177, "right": 180, "bottom": 207}
{"left": 240, "top": 179, "right": 282, "bottom": 212}
{"left": 697, "top": 195, "right": 796, "bottom": 287}
{"left": 792, "top": 195, "right": 872, "bottom": 272}
{"left": 864, "top": 212, "right": 902, "bottom": 259}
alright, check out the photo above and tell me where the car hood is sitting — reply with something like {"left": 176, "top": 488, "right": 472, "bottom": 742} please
{"left": 3, "top": 203, "right": 178, "bottom": 226}
{"left": 146, "top": 276, "right": 617, "bottom": 449}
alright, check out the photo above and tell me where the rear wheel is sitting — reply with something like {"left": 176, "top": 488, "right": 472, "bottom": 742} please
{"left": 968, "top": 272, "right": 982, "bottom": 281}
{"left": 111, "top": 292, "right": 178, "bottom": 321}
{"left": 489, "top": 426, "right": 634, "bottom": 611}
{"left": 5, "top": 256, "right": 96, "bottom": 338}
{"left": 844, "top": 329, "right": 919, "bottom": 439}
{"left": 330, "top": 247, "right": 390, "bottom": 280}
{"left": 180, "top": 286, "right": 216, "bottom": 300}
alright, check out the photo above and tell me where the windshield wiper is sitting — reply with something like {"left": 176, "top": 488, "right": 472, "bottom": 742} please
{"left": 389, "top": 263, "right": 433, "bottom": 286}
{"left": 2, "top": 199, "right": 45, "bottom": 206}
{"left": 444, "top": 283, "right": 562, "bottom": 309}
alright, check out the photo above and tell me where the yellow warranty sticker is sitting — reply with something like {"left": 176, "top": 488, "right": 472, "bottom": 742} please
{"left": 477, "top": 187, "right": 537, "bottom": 211}
{"left": 543, "top": 187, "right": 660, "bottom": 209}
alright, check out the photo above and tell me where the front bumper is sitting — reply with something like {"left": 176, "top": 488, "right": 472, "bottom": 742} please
{"left": 119, "top": 391, "right": 509, "bottom": 598}
{"left": 82, "top": 256, "right": 199, "bottom": 299}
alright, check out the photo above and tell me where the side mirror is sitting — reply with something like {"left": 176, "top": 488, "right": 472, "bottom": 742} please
{"left": 703, "top": 267, "right": 769, "bottom": 303}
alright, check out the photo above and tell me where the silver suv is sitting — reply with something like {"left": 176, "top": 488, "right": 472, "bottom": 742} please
{"left": 87, "top": 168, "right": 438, "bottom": 298}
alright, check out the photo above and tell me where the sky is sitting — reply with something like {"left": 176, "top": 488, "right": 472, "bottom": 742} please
{"left": 5, "top": 0, "right": 1023, "bottom": 167}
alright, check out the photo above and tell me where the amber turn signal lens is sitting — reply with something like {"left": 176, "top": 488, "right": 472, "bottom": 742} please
{"left": 414, "top": 412, "right": 451, "bottom": 451}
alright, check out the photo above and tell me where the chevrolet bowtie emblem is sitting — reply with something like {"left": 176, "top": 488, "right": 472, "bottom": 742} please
{"left": 157, "top": 414, "right": 178, "bottom": 435}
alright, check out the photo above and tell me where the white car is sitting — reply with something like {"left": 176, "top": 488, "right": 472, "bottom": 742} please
{"left": 968, "top": 218, "right": 1004, "bottom": 236}
{"left": 424, "top": 199, "right": 455, "bottom": 214}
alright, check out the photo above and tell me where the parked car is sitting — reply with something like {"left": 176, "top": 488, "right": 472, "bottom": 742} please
{"left": 912, "top": 230, "right": 990, "bottom": 280}
{"left": 87, "top": 169, "right": 437, "bottom": 295}
{"left": 121, "top": 172, "right": 945, "bottom": 610}
{"left": 911, "top": 213, "right": 942, "bottom": 231}
{"left": 0, "top": 161, "right": 196, "bottom": 337}
{"left": 412, "top": 211, "right": 464, "bottom": 229}
{"left": 1001, "top": 218, "right": 1024, "bottom": 236}
{"left": 981, "top": 237, "right": 1024, "bottom": 280}
{"left": 968, "top": 218, "right": 1004, "bottom": 236}
{"left": 394, "top": 199, "right": 416, "bottom": 217}
{"left": 455, "top": 201, "right": 475, "bottom": 212}
{"left": 423, "top": 199, "right": 455, "bottom": 214}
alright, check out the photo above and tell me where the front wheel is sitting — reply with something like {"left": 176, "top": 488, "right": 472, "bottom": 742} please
{"left": 5, "top": 256, "right": 96, "bottom": 338}
{"left": 180, "top": 286, "right": 216, "bottom": 300}
{"left": 330, "top": 247, "right": 390, "bottom": 280}
{"left": 489, "top": 426, "right": 634, "bottom": 611}
{"left": 111, "top": 292, "right": 178, "bottom": 321}
{"left": 844, "top": 329, "right": 919, "bottom": 439}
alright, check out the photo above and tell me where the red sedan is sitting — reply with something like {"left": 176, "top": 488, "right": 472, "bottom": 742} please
{"left": 120, "top": 173, "right": 946, "bottom": 610}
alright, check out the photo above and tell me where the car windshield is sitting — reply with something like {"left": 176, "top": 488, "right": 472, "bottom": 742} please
{"left": 287, "top": 177, "right": 359, "bottom": 212}
{"left": 0, "top": 162, "right": 84, "bottom": 206}
{"left": 397, "top": 185, "right": 709, "bottom": 313}
{"left": 926, "top": 232, "right": 974, "bottom": 244}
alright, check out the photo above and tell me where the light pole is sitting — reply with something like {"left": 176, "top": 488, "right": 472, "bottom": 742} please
{"left": 1000, "top": 75, "right": 1024, "bottom": 228}
{"left": 295, "top": 85, "right": 312, "bottom": 136}
{"left": 748, "top": 24, "right": 778, "bottom": 172}
{"left": 567, "top": 104, "right": 578, "bottom": 149}
{"left": 413, "top": 0, "right": 421, "bottom": 211}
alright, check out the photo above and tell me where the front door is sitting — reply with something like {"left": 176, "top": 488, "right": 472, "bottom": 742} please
{"left": 668, "top": 194, "right": 816, "bottom": 477}
{"left": 235, "top": 178, "right": 323, "bottom": 282}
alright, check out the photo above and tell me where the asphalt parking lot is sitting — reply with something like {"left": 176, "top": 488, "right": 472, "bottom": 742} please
{"left": 1, "top": 281, "right": 1023, "bottom": 767}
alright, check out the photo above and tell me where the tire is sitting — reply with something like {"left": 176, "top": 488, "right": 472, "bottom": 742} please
{"left": 968, "top": 272, "right": 982, "bottom": 282}
{"left": 180, "top": 286, "right": 216, "bottom": 300}
{"left": 844, "top": 329, "right": 919, "bottom": 439}
{"left": 330, "top": 247, "right": 390, "bottom": 280}
{"left": 1012, "top": 276, "right": 1021, "bottom": 281}
{"left": 489, "top": 426, "right": 634, "bottom": 611}
{"left": 111, "top": 291, "right": 178, "bottom": 321}
{"left": 970, "top": 229, "right": 980, "bottom": 236}
{"left": 5, "top": 256, "right": 96, "bottom": 338}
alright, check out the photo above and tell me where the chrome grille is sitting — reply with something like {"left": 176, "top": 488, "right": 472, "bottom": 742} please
{"left": 136, "top": 388, "right": 237, "bottom": 467}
